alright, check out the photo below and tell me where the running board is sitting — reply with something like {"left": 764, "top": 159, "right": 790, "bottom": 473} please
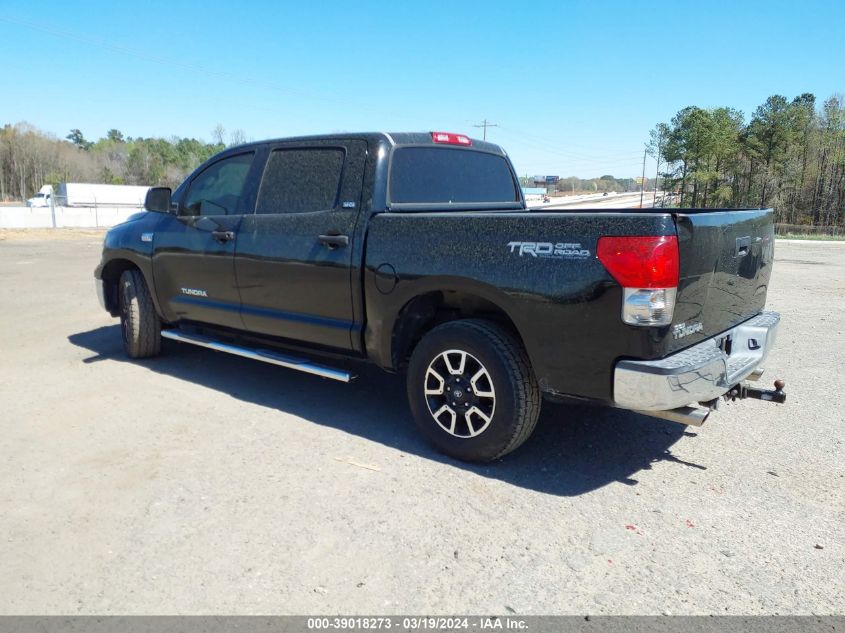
{"left": 160, "top": 330, "right": 352, "bottom": 382}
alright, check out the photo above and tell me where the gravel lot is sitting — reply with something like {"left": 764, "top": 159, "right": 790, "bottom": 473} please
{"left": 0, "top": 231, "right": 842, "bottom": 615}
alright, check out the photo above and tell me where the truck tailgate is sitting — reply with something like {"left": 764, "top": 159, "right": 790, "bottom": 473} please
{"left": 668, "top": 208, "right": 775, "bottom": 353}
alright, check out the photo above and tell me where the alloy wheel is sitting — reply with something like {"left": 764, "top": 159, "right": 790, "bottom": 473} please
{"left": 424, "top": 349, "right": 496, "bottom": 438}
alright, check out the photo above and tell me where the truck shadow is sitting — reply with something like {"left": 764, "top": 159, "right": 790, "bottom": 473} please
{"left": 68, "top": 326, "right": 702, "bottom": 497}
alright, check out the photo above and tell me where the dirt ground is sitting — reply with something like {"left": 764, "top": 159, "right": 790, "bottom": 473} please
{"left": 0, "top": 233, "right": 842, "bottom": 615}
{"left": 0, "top": 228, "right": 107, "bottom": 241}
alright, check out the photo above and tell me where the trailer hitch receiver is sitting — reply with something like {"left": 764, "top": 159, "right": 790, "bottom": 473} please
{"left": 726, "top": 379, "right": 786, "bottom": 404}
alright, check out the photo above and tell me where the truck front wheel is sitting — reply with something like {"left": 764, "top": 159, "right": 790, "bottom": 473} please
{"left": 119, "top": 269, "right": 161, "bottom": 359}
{"left": 407, "top": 319, "right": 541, "bottom": 462}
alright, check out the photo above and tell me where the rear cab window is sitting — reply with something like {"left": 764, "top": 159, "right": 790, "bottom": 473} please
{"left": 388, "top": 147, "right": 521, "bottom": 210}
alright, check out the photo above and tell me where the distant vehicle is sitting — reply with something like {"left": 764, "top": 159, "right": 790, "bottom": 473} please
{"left": 27, "top": 183, "right": 150, "bottom": 207}
{"left": 26, "top": 185, "right": 53, "bottom": 208}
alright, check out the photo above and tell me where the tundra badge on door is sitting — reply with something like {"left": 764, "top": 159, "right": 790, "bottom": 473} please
{"left": 180, "top": 288, "right": 208, "bottom": 297}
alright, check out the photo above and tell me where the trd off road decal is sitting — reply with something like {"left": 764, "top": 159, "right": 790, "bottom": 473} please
{"left": 507, "top": 241, "right": 591, "bottom": 259}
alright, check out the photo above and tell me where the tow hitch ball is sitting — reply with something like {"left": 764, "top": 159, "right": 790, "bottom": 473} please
{"left": 726, "top": 379, "right": 787, "bottom": 404}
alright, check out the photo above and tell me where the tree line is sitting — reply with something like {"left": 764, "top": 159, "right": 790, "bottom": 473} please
{"left": 4, "top": 97, "right": 843, "bottom": 226}
{"left": 649, "top": 93, "right": 844, "bottom": 226}
{"left": 0, "top": 123, "right": 245, "bottom": 202}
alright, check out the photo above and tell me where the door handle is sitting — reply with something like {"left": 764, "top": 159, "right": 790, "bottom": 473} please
{"left": 318, "top": 234, "right": 349, "bottom": 249}
{"left": 212, "top": 230, "right": 235, "bottom": 243}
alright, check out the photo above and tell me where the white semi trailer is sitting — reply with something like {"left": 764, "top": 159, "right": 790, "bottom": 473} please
{"left": 26, "top": 183, "right": 150, "bottom": 207}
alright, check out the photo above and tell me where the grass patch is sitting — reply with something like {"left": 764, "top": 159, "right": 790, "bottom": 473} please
{"left": 775, "top": 233, "right": 845, "bottom": 241}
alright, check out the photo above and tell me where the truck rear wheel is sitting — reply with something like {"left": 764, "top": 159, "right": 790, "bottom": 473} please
{"left": 119, "top": 269, "right": 161, "bottom": 359}
{"left": 407, "top": 319, "right": 541, "bottom": 462}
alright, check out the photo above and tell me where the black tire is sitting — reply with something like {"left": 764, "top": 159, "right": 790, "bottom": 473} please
{"left": 119, "top": 269, "right": 161, "bottom": 358}
{"left": 407, "top": 319, "right": 541, "bottom": 462}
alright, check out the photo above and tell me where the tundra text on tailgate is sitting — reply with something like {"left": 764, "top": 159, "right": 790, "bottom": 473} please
{"left": 94, "top": 132, "right": 785, "bottom": 462}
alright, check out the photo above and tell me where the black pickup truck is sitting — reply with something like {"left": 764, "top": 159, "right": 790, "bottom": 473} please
{"left": 95, "top": 131, "right": 785, "bottom": 461}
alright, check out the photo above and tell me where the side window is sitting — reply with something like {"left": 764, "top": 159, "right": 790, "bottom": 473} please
{"left": 256, "top": 148, "right": 344, "bottom": 214}
{"left": 182, "top": 152, "right": 254, "bottom": 216}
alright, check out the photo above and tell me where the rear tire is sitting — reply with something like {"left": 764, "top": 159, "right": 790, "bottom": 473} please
{"left": 407, "top": 319, "right": 541, "bottom": 462}
{"left": 119, "top": 269, "right": 161, "bottom": 358}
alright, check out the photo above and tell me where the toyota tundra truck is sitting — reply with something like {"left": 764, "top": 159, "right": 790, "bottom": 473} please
{"left": 94, "top": 131, "right": 785, "bottom": 462}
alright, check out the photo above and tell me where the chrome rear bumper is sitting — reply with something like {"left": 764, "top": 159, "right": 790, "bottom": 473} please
{"left": 614, "top": 311, "right": 780, "bottom": 411}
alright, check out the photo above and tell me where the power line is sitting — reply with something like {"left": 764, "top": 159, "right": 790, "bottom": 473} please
{"left": 494, "top": 128, "right": 644, "bottom": 164}
{"left": 473, "top": 119, "right": 498, "bottom": 141}
{"left": 497, "top": 125, "right": 645, "bottom": 159}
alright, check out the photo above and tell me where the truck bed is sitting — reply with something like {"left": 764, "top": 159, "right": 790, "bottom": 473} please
{"left": 363, "top": 207, "right": 774, "bottom": 402}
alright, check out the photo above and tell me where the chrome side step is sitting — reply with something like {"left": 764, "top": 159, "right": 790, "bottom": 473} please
{"left": 160, "top": 330, "right": 352, "bottom": 382}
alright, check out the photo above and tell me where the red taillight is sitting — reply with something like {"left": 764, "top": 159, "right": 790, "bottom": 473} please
{"left": 596, "top": 235, "right": 679, "bottom": 288}
{"left": 431, "top": 131, "right": 472, "bottom": 146}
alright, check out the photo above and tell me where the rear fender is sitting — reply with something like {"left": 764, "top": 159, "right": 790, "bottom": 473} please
{"left": 366, "top": 274, "right": 529, "bottom": 371}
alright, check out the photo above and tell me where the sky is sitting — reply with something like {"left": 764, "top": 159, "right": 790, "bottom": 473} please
{"left": 1, "top": 0, "right": 843, "bottom": 179}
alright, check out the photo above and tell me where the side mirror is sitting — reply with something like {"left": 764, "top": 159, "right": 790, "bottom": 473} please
{"left": 144, "top": 187, "right": 172, "bottom": 213}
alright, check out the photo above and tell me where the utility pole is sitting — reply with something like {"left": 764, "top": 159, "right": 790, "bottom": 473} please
{"left": 473, "top": 119, "right": 498, "bottom": 141}
{"left": 639, "top": 147, "right": 647, "bottom": 208}
{"left": 653, "top": 148, "right": 661, "bottom": 208}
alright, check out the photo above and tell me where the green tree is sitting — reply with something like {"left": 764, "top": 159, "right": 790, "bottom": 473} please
{"left": 649, "top": 92, "right": 845, "bottom": 228}
{"left": 661, "top": 106, "right": 710, "bottom": 206}
{"left": 702, "top": 107, "right": 743, "bottom": 207}
{"left": 745, "top": 95, "right": 798, "bottom": 207}
{"left": 646, "top": 122, "right": 670, "bottom": 203}
{"left": 66, "top": 128, "right": 91, "bottom": 150}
